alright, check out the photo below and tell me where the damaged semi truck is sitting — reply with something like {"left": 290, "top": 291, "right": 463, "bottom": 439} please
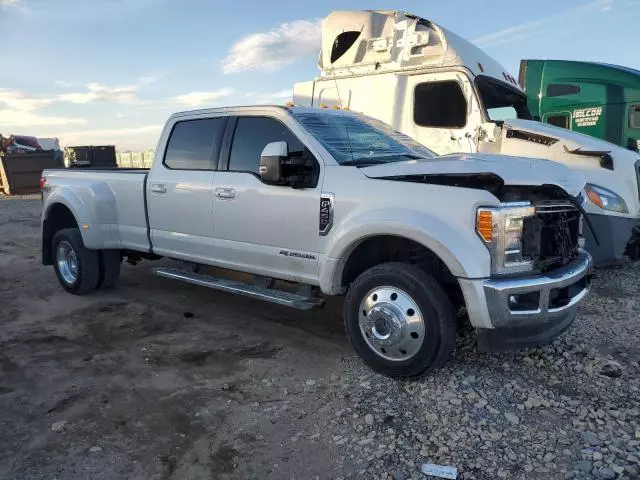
{"left": 293, "top": 10, "right": 640, "bottom": 263}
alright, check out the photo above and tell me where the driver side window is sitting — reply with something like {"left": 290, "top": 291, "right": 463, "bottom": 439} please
{"left": 229, "top": 117, "right": 304, "bottom": 174}
{"left": 414, "top": 81, "right": 467, "bottom": 128}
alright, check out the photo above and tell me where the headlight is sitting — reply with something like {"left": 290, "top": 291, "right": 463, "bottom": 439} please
{"left": 584, "top": 184, "right": 628, "bottom": 213}
{"left": 476, "top": 203, "right": 535, "bottom": 275}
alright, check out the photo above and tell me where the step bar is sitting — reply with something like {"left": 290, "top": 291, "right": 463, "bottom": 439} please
{"left": 153, "top": 267, "right": 325, "bottom": 310}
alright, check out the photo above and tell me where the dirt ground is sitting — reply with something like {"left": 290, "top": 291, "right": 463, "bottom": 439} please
{"left": 0, "top": 195, "right": 350, "bottom": 480}
{"left": 1, "top": 195, "right": 639, "bottom": 480}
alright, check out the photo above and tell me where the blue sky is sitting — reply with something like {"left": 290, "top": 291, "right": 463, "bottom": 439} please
{"left": 1, "top": 0, "right": 639, "bottom": 150}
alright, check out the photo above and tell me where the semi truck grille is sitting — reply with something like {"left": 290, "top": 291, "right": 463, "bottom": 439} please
{"left": 522, "top": 202, "right": 581, "bottom": 272}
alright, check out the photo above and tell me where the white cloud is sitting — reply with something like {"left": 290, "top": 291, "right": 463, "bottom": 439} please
{"left": 254, "top": 89, "right": 292, "bottom": 104}
{"left": 474, "top": 0, "right": 614, "bottom": 48}
{"left": 0, "top": 109, "right": 86, "bottom": 127}
{"left": 0, "top": 0, "right": 21, "bottom": 5}
{"left": 138, "top": 70, "right": 170, "bottom": 85}
{"left": 0, "top": 88, "right": 52, "bottom": 111}
{"left": 172, "top": 88, "right": 235, "bottom": 107}
{"left": 55, "top": 72, "right": 165, "bottom": 91}
{"left": 222, "top": 19, "right": 321, "bottom": 74}
{"left": 59, "top": 83, "right": 139, "bottom": 104}
{"left": 598, "top": 0, "right": 616, "bottom": 11}
{"left": 264, "top": 89, "right": 291, "bottom": 99}
{"left": 57, "top": 125, "right": 161, "bottom": 140}
{"left": 139, "top": 75, "right": 158, "bottom": 85}
{"left": 54, "top": 80, "right": 77, "bottom": 88}
{"left": 0, "top": 88, "right": 85, "bottom": 128}
{"left": 115, "top": 111, "right": 141, "bottom": 119}
{"left": 53, "top": 125, "right": 162, "bottom": 150}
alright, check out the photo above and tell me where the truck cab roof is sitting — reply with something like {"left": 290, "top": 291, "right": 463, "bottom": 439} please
{"left": 317, "top": 10, "right": 522, "bottom": 90}
{"left": 169, "top": 104, "right": 372, "bottom": 120}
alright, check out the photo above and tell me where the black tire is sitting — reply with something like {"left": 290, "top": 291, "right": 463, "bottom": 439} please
{"left": 52, "top": 228, "right": 100, "bottom": 295}
{"left": 344, "top": 262, "right": 456, "bottom": 378}
{"left": 98, "top": 250, "right": 121, "bottom": 289}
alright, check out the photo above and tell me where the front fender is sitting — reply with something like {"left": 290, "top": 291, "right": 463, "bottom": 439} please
{"left": 320, "top": 208, "right": 491, "bottom": 293}
{"left": 44, "top": 182, "right": 119, "bottom": 249}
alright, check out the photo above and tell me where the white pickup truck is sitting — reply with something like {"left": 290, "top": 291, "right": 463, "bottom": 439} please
{"left": 41, "top": 106, "right": 592, "bottom": 377}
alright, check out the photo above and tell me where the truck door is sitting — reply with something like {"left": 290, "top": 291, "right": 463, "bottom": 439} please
{"left": 146, "top": 116, "right": 227, "bottom": 262}
{"left": 404, "top": 72, "right": 482, "bottom": 155}
{"left": 211, "top": 115, "right": 321, "bottom": 283}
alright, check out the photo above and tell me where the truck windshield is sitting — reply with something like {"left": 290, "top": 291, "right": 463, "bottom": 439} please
{"left": 475, "top": 77, "right": 533, "bottom": 123}
{"left": 292, "top": 111, "right": 435, "bottom": 165}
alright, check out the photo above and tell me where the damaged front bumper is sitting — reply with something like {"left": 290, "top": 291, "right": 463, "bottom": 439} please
{"left": 583, "top": 213, "right": 640, "bottom": 265}
{"left": 460, "top": 250, "right": 593, "bottom": 352}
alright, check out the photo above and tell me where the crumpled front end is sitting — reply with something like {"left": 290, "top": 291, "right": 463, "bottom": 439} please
{"left": 460, "top": 199, "right": 592, "bottom": 350}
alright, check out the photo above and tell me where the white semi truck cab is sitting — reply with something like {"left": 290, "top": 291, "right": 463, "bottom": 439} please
{"left": 293, "top": 10, "right": 640, "bottom": 264}
{"left": 41, "top": 106, "right": 592, "bottom": 377}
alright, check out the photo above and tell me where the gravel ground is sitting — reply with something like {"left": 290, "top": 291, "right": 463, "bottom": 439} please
{"left": 0, "top": 195, "right": 639, "bottom": 480}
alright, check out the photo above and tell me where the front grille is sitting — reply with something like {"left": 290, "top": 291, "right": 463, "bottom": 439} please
{"left": 522, "top": 202, "right": 581, "bottom": 272}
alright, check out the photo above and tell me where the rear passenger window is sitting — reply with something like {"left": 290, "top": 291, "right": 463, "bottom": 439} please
{"left": 229, "top": 117, "right": 304, "bottom": 174}
{"left": 414, "top": 81, "right": 467, "bottom": 128}
{"left": 164, "top": 117, "right": 227, "bottom": 170}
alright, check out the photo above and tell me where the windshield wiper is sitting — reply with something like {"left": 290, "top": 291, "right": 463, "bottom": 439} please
{"left": 340, "top": 159, "right": 395, "bottom": 167}
{"left": 341, "top": 154, "right": 423, "bottom": 167}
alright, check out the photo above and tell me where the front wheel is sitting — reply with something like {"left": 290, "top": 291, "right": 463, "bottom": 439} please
{"left": 52, "top": 228, "right": 100, "bottom": 294}
{"left": 344, "top": 262, "right": 456, "bottom": 378}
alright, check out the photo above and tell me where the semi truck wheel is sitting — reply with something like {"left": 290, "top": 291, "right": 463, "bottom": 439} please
{"left": 344, "top": 262, "right": 456, "bottom": 378}
{"left": 98, "top": 250, "right": 121, "bottom": 289}
{"left": 52, "top": 228, "right": 100, "bottom": 294}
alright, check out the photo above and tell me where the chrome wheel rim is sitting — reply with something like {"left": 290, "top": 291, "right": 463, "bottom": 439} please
{"left": 359, "top": 286, "right": 425, "bottom": 362}
{"left": 56, "top": 241, "right": 79, "bottom": 285}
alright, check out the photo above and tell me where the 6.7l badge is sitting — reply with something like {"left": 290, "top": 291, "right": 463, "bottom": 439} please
{"left": 319, "top": 193, "right": 334, "bottom": 236}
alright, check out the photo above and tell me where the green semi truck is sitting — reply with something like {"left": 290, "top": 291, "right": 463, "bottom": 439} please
{"left": 519, "top": 59, "right": 640, "bottom": 152}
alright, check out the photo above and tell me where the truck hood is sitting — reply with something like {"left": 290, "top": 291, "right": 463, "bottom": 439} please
{"left": 361, "top": 152, "right": 585, "bottom": 197}
{"left": 503, "top": 118, "right": 640, "bottom": 170}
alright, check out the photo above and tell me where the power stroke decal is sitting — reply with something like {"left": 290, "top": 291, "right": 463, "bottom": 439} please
{"left": 573, "top": 107, "right": 602, "bottom": 128}
{"left": 278, "top": 250, "right": 317, "bottom": 260}
{"left": 319, "top": 193, "right": 334, "bottom": 236}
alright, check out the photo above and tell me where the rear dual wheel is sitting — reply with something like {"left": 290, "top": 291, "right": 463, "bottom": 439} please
{"left": 344, "top": 262, "right": 456, "bottom": 378}
{"left": 52, "top": 228, "right": 120, "bottom": 294}
{"left": 98, "top": 250, "right": 121, "bottom": 289}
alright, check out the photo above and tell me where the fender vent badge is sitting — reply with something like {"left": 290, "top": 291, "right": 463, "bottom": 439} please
{"left": 319, "top": 193, "right": 334, "bottom": 236}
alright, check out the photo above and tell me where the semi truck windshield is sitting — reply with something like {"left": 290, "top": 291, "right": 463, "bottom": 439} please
{"left": 476, "top": 77, "right": 533, "bottom": 123}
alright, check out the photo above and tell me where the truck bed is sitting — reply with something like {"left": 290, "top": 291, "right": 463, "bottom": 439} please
{"left": 42, "top": 168, "right": 151, "bottom": 252}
